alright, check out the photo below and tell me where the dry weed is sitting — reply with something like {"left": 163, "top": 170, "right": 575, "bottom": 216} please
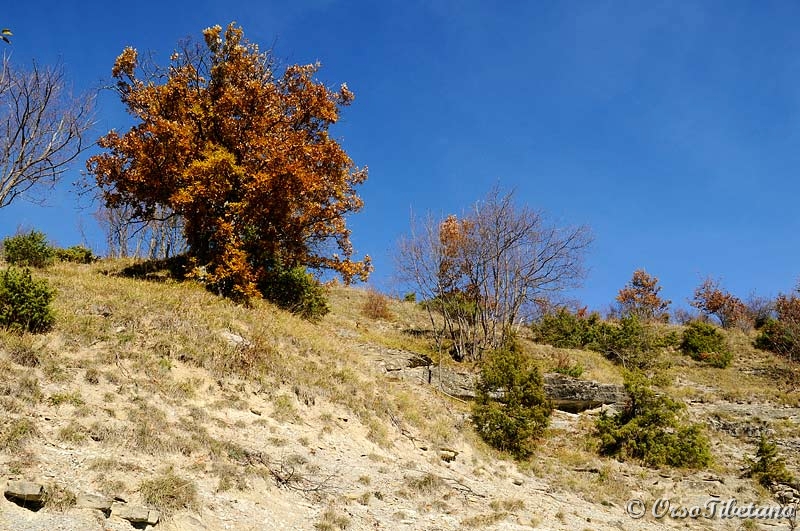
{"left": 362, "top": 288, "right": 393, "bottom": 320}
{"left": 0, "top": 418, "right": 38, "bottom": 451}
{"left": 314, "top": 506, "right": 350, "bottom": 530}
{"left": 139, "top": 468, "right": 198, "bottom": 516}
{"left": 44, "top": 483, "right": 77, "bottom": 512}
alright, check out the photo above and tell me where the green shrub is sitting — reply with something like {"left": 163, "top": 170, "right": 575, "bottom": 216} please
{"left": 754, "top": 293, "right": 800, "bottom": 361}
{"left": 532, "top": 308, "right": 621, "bottom": 350}
{"left": 552, "top": 351, "right": 584, "bottom": 377}
{"left": 553, "top": 363, "right": 584, "bottom": 378}
{"left": 680, "top": 321, "right": 732, "bottom": 368}
{"left": 745, "top": 434, "right": 794, "bottom": 487}
{"left": 472, "top": 341, "right": 552, "bottom": 459}
{"left": 422, "top": 292, "right": 479, "bottom": 326}
{"left": 2, "top": 230, "right": 55, "bottom": 268}
{"left": 0, "top": 266, "right": 55, "bottom": 333}
{"left": 532, "top": 311, "right": 669, "bottom": 370}
{"left": 595, "top": 372, "right": 711, "bottom": 469}
{"left": 531, "top": 308, "right": 589, "bottom": 349}
{"left": 259, "top": 264, "right": 329, "bottom": 321}
{"left": 660, "top": 329, "right": 683, "bottom": 350}
{"left": 54, "top": 245, "right": 95, "bottom": 264}
{"left": 600, "top": 316, "right": 668, "bottom": 370}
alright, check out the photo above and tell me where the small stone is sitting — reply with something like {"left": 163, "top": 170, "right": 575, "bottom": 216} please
{"left": 250, "top": 408, "right": 262, "bottom": 416}
{"left": 439, "top": 448, "right": 458, "bottom": 463}
{"left": 148, "top": 509, "right": 161, "bottom": 525}
{"left": 512, "top": 478, "right": 524, "bottom": 486}
{"left": 111, "top": 501, "right": 151, "bottom": 523}
{"left": 171, "top": 512, "right": 207, "bottom": 530}
{"left": 5, "top": 480, "right": 45, "bottom": 502}
{"left": 77, "top": 493, "right": 113, "bottom": 511}
{"left": 336, "top": 328, "right": 358, "bottom": 339}
{"left": 219, "top": 331, "right": 251, "bottom": 347}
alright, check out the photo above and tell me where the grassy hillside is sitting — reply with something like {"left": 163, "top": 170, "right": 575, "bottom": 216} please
{"left": 0, "top": 259, "right": 798, "bottom": 530}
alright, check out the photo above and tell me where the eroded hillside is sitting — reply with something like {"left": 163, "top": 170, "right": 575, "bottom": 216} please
{"left": 0, "top": 260, "right": 798, "bottom": 530}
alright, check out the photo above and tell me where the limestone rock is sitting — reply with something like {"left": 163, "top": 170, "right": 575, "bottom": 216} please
{"left": 219, "top": 330, "right": 251, "bottom": 348}
{"left": 4, "top": 480, "right": 45, "bottom": 502}
{"left": 775, "top": 484, "right": 800, "bottom": 503}
{"left": 76, "top": 493, "right": 113, "bottom": 512}
{"left": 378, "top": 348, "right": 629, "bottom": 410}
{"left": 111, "top": 501, "right": 152, "bottom": 523}
{"left": 439, "top": 448, "right": 458, "bottom": 463}
{"left": 393, "top": 365, "right": 476, "bottom": 399}
{"left": 707, "top": 414, "right": 768, "bottom": 439}
{"left": 543, "top": 373, "right": 629, "bottom": 412}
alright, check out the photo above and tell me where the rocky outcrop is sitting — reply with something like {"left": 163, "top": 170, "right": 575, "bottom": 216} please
{"left": 4, "top": 480, "right": 44, "bottom": 505}
{"left": 543, "top": 373, "right": 629, "bottom": 412}
{"left": 4, "top": 479, "right": 160, "bottom": 525}
{"left": 111, "top": 501, "right": 160, "bottom": 525}
{"left": 707, "top": 414, "right": 769, "bottom": 439}
{"left": 76, "top": 493, "right": 113, "bottom": 513}
{"left": 391, "top": 364, "right": 477, "bottom": 400}
{"left": 378, "top": 349, "right": 628, "bottom": 411}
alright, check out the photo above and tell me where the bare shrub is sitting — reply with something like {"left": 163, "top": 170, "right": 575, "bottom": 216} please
{"left": 397, "top": 187, "right": 591, "bottom": 361}
{"left": 362, "top": 288, "right": 392, "bottom": 320}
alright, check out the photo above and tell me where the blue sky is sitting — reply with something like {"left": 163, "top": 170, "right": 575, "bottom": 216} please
{"left": 2, "top": 1, "right": 800, "bottom": 312}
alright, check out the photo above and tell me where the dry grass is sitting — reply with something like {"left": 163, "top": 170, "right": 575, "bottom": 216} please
{"left": 361, "top": 288, "right": 393, "bottom": 320}
{"left": 88, "top": 457, "right": 143, "bottom": 472}
{"left": 523, "top": 340, "right": 623, "bottom": 385}
{"left": 326, "top": 285, "right": 439, "bottom": 359}
{"left": 43, "top": 482, "right": 77, "bottom": 511}
{"left": 48, "top": 390, "right": 85, "bottom": 407}
{"left": 36, "top": 262, "right": 401, "bottom": 442}
{"left": 271, "top": 394, "right": 300, "bottom": 422}
{"left": 57, "top": 421, "right": 87, "bottom": 444}
{"left": 490, "top": 498, "right": 525, "bottom": 512}
{"left": 314, "top": 506, "right": 350, "bottom": 530}
{"left": 1, "top": 332, "right": 40, "bottom": 367}
{"left": 138, "top": 468, "right": 198, "bottom": 516}
{"left": 664, "top": 330, "right": 800, "bottom": 405}
{"left": 461, "top": 511, "right": 507, "bottom": 527}
{"left": 0, "top": 417, "right": 38, "bottom": 451}
{"left": 404, "top": 472, "right": 446, "bottom": 497}
{"left": 0, "top": 258, "right": 788, "bottom": 529}
{"left": 12, "top": 373, "right": 43, "bottom": 405}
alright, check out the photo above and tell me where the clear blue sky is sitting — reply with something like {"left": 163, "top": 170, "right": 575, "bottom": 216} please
{"left": 2, "top": 1, "right": 799, "bottom": 312}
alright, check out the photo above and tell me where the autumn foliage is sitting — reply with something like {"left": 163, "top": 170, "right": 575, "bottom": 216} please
{"left": 88, "top": 23, "right": 371, "bottom": 301}
{"left": 690, "top": 277, "right": 750, "bottom": 329}
{"left": 616, "top": 269, "right": 670, "bottom": 322}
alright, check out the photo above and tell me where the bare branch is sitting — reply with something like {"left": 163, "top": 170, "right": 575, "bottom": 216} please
{"left": 396, "top": 187, "right": 592, "bottom": 361}
{"left": 0, "top": 58, "right": 95, "bottom": 208}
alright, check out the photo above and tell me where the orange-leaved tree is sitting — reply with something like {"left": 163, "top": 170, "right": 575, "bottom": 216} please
{"left": 616, "top": 269, "right": 671, "bottom": 322}
{"left": 87, "top": 23, "right": 371, "bottom": 301}
{"left": 690, "top": 277, "right": 750, "bottom": 329}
